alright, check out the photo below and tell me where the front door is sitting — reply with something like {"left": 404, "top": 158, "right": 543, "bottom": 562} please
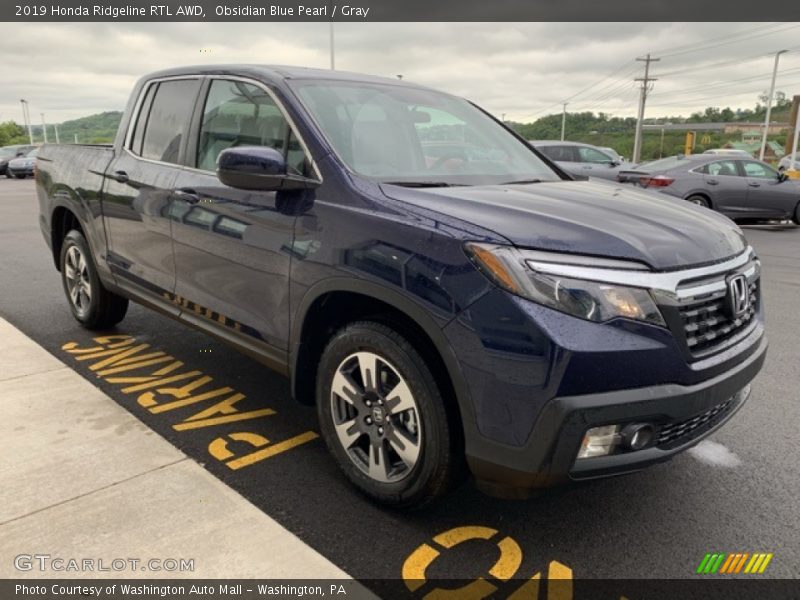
{"left": 740, "top": 160, "right": 795, "bottom": 219}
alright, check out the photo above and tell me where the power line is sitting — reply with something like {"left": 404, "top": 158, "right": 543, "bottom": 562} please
{"left": 657, "top": 23, "right": 800, "bottom": 59}
{"left": 649, "top": 23, "right": 784, "bottom": 58}
{"left": 633, "top": 54, "right": 659, "bottom": 163}
{"left": 650, "top": 66, "right": 800, "bottom": 100}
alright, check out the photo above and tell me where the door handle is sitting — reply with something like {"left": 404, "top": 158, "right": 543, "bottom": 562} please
{"left": 747, "top": 182, "right": 760, "bottom": 187}
{"left": 174, "top": 188, "right": 200, "bottom": 204}
{"left": 110, "top": 170, "right": 129, "bottom": 184}
{"left": 706, "top": 179, "right": 719, "bottom": 185}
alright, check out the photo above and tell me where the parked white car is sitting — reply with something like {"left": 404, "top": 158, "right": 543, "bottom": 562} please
{"left": 778, "top": 152, "right": 799, "bottom": 172}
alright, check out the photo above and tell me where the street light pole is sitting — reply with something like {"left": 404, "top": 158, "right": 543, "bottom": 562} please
{"left": 54, "top": 123, "right": 60, "bottom": 144}
{"left": 20, "top": 99, "right": 33, "bottom": 145}
{"left": 41, "top": 113, "right": 48, "bottom": 144}
{"left": 560, "top": 103, "right": 568, "bottom": 141}
{"left": 759, "top": 49, "right": 788, "bottom": 162}
{"left": 791, "top": 108, "right": 800, "bottom": 171}
{"left": 329, "top": 22, "right": 335, "bottom": 70}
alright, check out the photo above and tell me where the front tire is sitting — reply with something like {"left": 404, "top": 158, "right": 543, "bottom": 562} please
{"left": 60, "top": 230, "right": 129, "bottom": 329}
{"left": 316, "top": 321, "right": 461, "bottom": 507}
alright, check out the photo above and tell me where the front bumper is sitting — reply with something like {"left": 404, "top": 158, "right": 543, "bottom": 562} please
{"left": 8, "top": 166, "right": 34, "bottom": 177}
{"left": 468, "top": 331, "right": 767, "bottom": 498}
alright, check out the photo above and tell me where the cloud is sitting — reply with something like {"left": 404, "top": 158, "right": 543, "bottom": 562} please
{"left": 0, "top": 22, "right": 798, "bottom": 125}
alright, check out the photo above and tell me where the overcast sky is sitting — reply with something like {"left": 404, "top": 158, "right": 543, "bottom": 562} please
{"left": 1, "top": 22, "right": 799, "bottom": 125}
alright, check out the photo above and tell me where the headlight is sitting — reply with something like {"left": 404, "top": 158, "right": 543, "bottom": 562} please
{"left": 465, "top": 243, "right": 665, "bottom": 327}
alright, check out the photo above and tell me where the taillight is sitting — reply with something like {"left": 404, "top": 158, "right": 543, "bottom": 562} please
{"left": 641, "top": 175, "right": 674, "bottom": 187}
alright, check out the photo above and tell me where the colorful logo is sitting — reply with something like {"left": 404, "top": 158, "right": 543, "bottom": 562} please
{"left": 696, "top": 552, "right": 773, "bottom": 575}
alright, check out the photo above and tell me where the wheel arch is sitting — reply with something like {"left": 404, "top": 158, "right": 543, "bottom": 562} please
{"left": 290, "top": 279, "right": 472, "bottom": 446}
{"left": 50, "top": 205, "right": 85, "bottom": 271}
{"left": 685, "top": 191, "right": 713, "bottom": 208}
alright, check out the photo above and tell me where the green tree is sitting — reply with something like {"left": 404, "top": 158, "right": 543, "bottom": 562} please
{"left": 0, "top": 121, "right": 28, "bottom": 146}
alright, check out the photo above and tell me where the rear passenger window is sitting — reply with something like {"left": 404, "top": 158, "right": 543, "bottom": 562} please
{"left": 707, "top": 161, "right": 738, "bottom": 177}
{"left": 196, "top": 79, "right": 311, "bottom": 176}
{"left": 139, "top": 79, "right": 200, "bottom": 164}
{"left": 539, "top": 145, "right": 574, "bottom": 162}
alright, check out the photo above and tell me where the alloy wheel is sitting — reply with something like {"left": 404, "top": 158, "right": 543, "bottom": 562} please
{"left": 64, "top": 245, "right": 92, "bottom": 317}
{"left": 329, "top": 351, "right": 422, "bottom": 483}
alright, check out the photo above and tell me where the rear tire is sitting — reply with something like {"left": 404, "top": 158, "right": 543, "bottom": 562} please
{"left": 686, "top": 194, "right": 710, "bottom": 208}
{"left": 60, "top": 230, "right": 128, "bottom": 330}
{"left": 794, "top": 203, "right": 800, "bottom": 226}
{"left": 316, "top": 321, "right": 462, "bottom": 508}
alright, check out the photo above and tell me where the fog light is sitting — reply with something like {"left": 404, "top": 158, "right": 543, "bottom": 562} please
{"left": 621, "top": 423, "right": 655, "bottom": 451}
{"left": 577, "top": 425, "right": 620, "bottom": 459}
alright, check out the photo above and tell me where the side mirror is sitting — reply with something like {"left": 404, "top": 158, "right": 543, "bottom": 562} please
{"left": 778, "top": 171, "right": 788, "bottom": 183}
{"left": 217, "top": 146, "right": 320, "bottom": 191}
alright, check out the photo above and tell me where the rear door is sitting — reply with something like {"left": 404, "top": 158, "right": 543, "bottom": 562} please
{"left": 699, "top": 159, "right": 748, "bottom": 216}
{"left": 103, "top": 77, "right": 202, "bottom": 307}
{"left": 537, "top": 145, "right": 579, "bottom": 175}
{"left": 740, "top": 160, "right": 797, "bottom": 218}
{"left": 169, "top": 77, "right": 317, "bottom": 354}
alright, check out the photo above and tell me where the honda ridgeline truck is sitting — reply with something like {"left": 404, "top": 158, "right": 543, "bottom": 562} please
{"left": 36, "top": 66, "right": 767, "bottom": 506}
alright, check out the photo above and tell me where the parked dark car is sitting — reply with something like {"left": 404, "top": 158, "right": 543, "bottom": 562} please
{"left": 36, "top": 66, "right": 766, "bottom": 506}
{"left": 618, "top": 154, "right": 800, "bottom": 223}
{"left": 1, "top": 144, "right": 35, "bottom": 177}
{"left": 7, "top": 147, "right": 39, "bottom": 178}
{"left": 529, "top": 140, "right": 637, "bottom": 181}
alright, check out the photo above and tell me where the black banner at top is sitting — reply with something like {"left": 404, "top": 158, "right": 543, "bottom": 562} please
{"left": 1, "top": 0, "right": 798, "bottom": 21}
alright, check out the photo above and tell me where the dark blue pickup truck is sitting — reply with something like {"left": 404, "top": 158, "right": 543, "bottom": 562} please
{"left": 36, "top": 66, "right": 766, "bottom": 506}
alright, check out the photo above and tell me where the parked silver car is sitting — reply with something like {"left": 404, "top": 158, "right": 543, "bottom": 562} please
{"left": 618, "top": 154, "right": 800, "bottom": 223}
{"left": 778, "top": 152, "right": 799, "bottom": 172}
{"left": 1, "top": 144, "right": 36, "bottom": 177}
{"left": 7, "top": 148, "right": 39, "bottom": 178}
{"left": 529, "top": 140, "right": 636, "bottom": 181}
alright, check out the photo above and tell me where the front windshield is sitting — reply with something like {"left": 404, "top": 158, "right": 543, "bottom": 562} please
{"left": 0, "top": 147, "right": 18, "bottom": 158}
{"left": 292, "top": 80, "right": 560, "bottom": 186}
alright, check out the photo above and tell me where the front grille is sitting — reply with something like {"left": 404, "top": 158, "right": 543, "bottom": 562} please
{"left": 657, "top": 399, "right": 735, "bottom": 448}
{"left": 678, "top": 279, "right": 758, "bottom": 354}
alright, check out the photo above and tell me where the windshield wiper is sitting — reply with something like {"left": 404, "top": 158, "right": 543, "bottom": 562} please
{"left": 500, "top": 178, "right": 543, "bottom": 185}
{"left": 383, "top": 181, "right": 461, "bottom": 188}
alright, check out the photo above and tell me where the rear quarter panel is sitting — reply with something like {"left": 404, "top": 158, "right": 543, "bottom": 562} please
{"left": 36, "top": 144, "right": 115, "bottom": 278}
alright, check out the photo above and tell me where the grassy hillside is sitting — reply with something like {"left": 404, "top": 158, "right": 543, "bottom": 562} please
{"left": 33, "top": 111, "right": 123, "bottom": 144}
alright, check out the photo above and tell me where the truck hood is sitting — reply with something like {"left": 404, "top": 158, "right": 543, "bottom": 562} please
{"left": 380, "top": 179, "right": 747, "bottom": 270}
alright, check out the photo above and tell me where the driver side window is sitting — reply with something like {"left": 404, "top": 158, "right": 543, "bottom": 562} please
{"left": 578, "top": 146, "right": 613, "bottom": 164}
{"left": 741, "top": 161, "right": 776, "bottom": 179}
{"left": 196, "top": 79, "right": 310, "bottom": 176}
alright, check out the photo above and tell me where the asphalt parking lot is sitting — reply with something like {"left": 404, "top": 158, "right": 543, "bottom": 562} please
{"left": 1, "top": 178, "right": 799, "bottom": 594}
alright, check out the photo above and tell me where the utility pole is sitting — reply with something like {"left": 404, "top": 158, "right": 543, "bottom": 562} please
{"left": 760, "top": 49, "right": 788, "bottom": 161}
{"left": 20, "top": 99, "right": 33, "bottom": 145}
{"left": 632, "top": 54, "right": 659, "bottom": 164}
{"left": 329, "top": 22, "right": 335, "bottom": 70}
{"left": 560, "top": 103, "right": 568, "bottom": 141}
{"left": 41, "top": 113, "right": 48, "bottom": 144}
{"left": 54, "top": 123, "right": 60, "bottom": 144}
{"left": 74, "top": 134, "right": 78, "bottom": 144}
{"left": 501, "top": 112, "right": 506, "bottom": 122}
